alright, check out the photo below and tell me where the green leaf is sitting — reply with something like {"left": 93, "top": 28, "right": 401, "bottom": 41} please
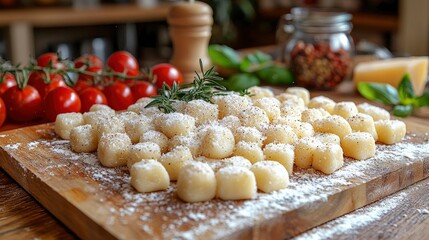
{"left": 414, "top": 91, "right": 429, "bottom": 107}
{"left": 208, "top": 45, "right": 240, "bottom": 69}
{"left": 393, "top": 104, "right": 413, "bottom": 117}
{"left": 357, "top": 82, "right": 399, "bottom": 105}
{"left": 397, "top": 73, "right": 415, "bottom": 105}
{"left": 257, "top": 66, "right": 294, "bottom": 85}
{"left": 222, "top": 73, "right": 260, "bottom": 91}
{"left": 239, "top": 51, "right": 272, "bottom": 72}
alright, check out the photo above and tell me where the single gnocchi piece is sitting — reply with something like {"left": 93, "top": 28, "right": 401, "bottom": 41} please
{"left": 124, "top": 115, "right": 155, "bottom": 144}
{"left": 216, "top": 93, "right": 252, "bottom": 118}
{"left": 279, "top": 106, "right": 302, "bottom": 119}
{"left": 216, "top": 166, "right": 257, "bottom": 200}
{"left": 55, "top": 112, "right": 84, "bottom": 140}
{"left": 157, "top": 112, "right": 196, "bottom": 138}
{"left": 127, "top": 142, "right": 161, "bottom": 169}
{"left": 185, "top": 99, "right": 219, "bottom": 125}
{"left": 69, "top": 124, "right": 98, "bottom": 153}
{"left": 89, "top": 104, "right": 115, "bottom": 114}
{"left": 313, "top": 115, "right": 352, "bottom": 139}
{"left": 263, "top": 124, "right": 297, "bottom": 145}
{"left": 308, "top": 96, "right": 336, "bottom": 114}
{"left": 248, "top": 86, "right": 274, "bottom": 99}
{"left": 127, "top": 102, "right": 148, "bottom": 114}
{"left": 287, "top": 120, "right": 315, "bottom": 139}
{"left": 253, "top": 97, "right": 281, "bottom": 121}
{"left": 347, "top": 113, "right": 378, "bottom": 140}
{"left": 312, "top": 143, "right": 344, "bottom": 174}
{"left": 177, "top": 161, "right": 216, "bottom": 202}
{"left": 333, "top": 101, "right": 358, "bottom": 119}
{"left": 98, "top": 132, "right": 132, "bottom": 167}
{"left": 375, "top": 120, "right": 406, "bottom": 144}
{"left": 294, "top": 137, "right": 322, "bottom": 169}
{"left": 341, "top": 132, "right": 376, "bottom": 160}
{"left": 219, "top": 115, "right": 241, "bottom": 131}
{"left": 233, "top": 141, "right": 264, "bottom": 164}
{"left": 301, "top": 108, "right": 330, "bottom": 124}
{"left": 140, "top": 130, "right": 169, "bottom": 153}
{"left": 251, "top": 161, "right": 289, "bottom": 193}
{"left": 201, "top": 125, "right": 235, "bottom": 159}
{"left": 239, "top": 106, "right": 270, "bottom": 131}
{"left": 234, "top": 126, "right": 264, "bottom": 147}
{"left": 83, "top": 110, "right": 114, "bottom": 128}
{"left": 96, "top": 116, "right": 125, "bottom": 140}
{"left": 313, "top": 133, "right": 341, "bottom": 145}
{"left": 263, "top": 143, "right": 294, "bottom": 175}
{"left": 285, "top": 87, "right": 310, "bottom": 106}
{"left": 357, "top": 103, "right": 390, "bottom": 121}
{"left": 185, "top": 100, "right": 219, "bottom": 126}
{"left": 159, "top": 146, "right": 193, "bottom": 181}
{"left": 116, "top": 111, "right": 139, "bottom": 123}
{"left": 131, "top": 159, "right": 170, "bottom": 193}
{"left": 168, "top": 134, "right": 201, "bottom": 157}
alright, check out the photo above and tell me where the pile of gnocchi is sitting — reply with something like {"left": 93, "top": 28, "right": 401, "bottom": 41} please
{"left": 54, "top": 86, "right": 406, "bottom": 203}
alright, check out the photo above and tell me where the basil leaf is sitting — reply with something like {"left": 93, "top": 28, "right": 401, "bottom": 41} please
{"left": 257, "top": 66, "right": 294, "bottom": 85}
{"left": 222, "top": 73, "right": 260, "bottom": 91}
{"left": 240, "top": 51, "right": 272, "bottom": 72}
{"left": 393, "top": 104, "right": 413, "bottom": 117}
{"left": 208, "top": 45, "right": 240, "bottom": 69}
{"left": 397, "top": 73, "right": 415, "bottom": 104}
{"left": 414, "top": 91, "right": 429, "bottom": 107}
{"left": 357, "top": 82, "right": 399, "bottom": 105}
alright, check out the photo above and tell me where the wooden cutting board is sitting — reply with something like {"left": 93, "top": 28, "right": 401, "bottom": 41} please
{"left": 0, "top": 116, "right": 428, "bottom": 239}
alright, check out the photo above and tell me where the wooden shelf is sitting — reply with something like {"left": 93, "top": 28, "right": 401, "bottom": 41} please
{"left": 0, "top": 4, "right": 170, "bottom": 27}
{"left": 257, "top": 7, "right": 399, "bottom": 31}
{"left": 0, "top": 3, "right": 171, "bottom": 65}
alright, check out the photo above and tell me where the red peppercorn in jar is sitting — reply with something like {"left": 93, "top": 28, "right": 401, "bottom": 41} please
{"left": 284, "top": 8, "right": 354, "bottom": 90}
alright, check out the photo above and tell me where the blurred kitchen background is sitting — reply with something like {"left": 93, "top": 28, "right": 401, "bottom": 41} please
{"left": 0, "top": 0, "right": 428, "bottom": 66}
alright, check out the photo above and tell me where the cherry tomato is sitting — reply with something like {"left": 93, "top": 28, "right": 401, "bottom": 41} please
{"left": 37, "top": 52, "right": 64, "bottom": 69}
{"left": 0, "top": 72, "right": 17, "bottom": 96}
{"left": 78, "top": 87, "right": 108, "bottom": 113}
{"left": 74, "top": 54, "right": 103, "bottom": 69}
{"left": 43, "top": 86, "right": 81, "bottom": 122}
{"left": 152, "top": 63, "right": 183, "bottom": 89}
{"left": 28, "top": 71, "right": 66, "bottom": 98}
{"left": 130, "top": 81, "right": 157, "bottom": 102}
{"left": 3, "top": 85, "right": 42, "bottom": 122}
{"left": 107, "top": 51, "right": 139, "bottom": 77}
{"left": 0, "top": 97, "right": 6, "bottom": 127}
{"left": 103, "top": 81, "right": 133, "bottom": 111}
{"left": 73, "top": 79, "right": 92, "bottom": 93}
{"left": 77, "top": 65, "right": 103, "bottom": 84}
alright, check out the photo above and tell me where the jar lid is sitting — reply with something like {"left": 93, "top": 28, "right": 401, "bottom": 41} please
{"left": 291, "top": 7, "right": 352, "bottom": 33}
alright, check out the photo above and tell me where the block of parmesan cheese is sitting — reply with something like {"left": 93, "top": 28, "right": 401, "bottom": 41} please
{"left": 353, "top": 57, "right": 428, "bottom": 95}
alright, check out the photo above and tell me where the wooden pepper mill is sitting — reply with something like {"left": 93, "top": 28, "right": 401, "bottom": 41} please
{"left": 168, "top": 0, "right": 213, "bottom": 83}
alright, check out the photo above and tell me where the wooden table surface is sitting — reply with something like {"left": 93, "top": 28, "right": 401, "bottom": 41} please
{"left": 1, "top": 90, "right": 428, "bottom": 239}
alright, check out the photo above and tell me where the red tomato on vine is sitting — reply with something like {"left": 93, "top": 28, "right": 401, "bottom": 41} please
{"left": 152, "top": 63, "right": 183, "bottom": 89}
{"left": 74, "top": 54, "right": 103, "bottom": 69}
{"left": 107, "top": 51, "right": 139, "bottom": 77}
{"left": 79, "top": 87, "right": 108, "bottom": 113}
{"left": 103, "top": 81, "right": 133, "bottom": 111}
{"left": 28, "top": 71, "right": 66, "bottom": 98}
{"left": 43, "top": 86, "right": 81, "bottom": 122}
{"left": 130, "top": 81, "right": 157, "bottom": 102}
{"left": 37, "top": 52, "right": 64, "bottom": 69}
{"left": 2, "top": 85, "right": 42, "bottom": 122}
{"left": 0, "top": 72, "right": 17, "bottom": 96}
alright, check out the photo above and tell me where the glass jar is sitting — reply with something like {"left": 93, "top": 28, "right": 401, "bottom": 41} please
{"left": 282, "top": 8, "right": 354, "bottom": 90}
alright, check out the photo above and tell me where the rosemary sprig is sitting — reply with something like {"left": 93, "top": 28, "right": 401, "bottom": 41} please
{"left": 146, "top": 59, "right": 248, "bottom": 113}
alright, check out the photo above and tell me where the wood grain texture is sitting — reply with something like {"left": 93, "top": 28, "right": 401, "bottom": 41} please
{"left": 0, "top": 118, "right": 428, "bottom": 239}
{"left": 0, "top": 169, "right": 76, "bottom": 240}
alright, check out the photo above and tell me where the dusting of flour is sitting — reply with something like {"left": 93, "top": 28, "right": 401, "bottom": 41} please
{"left": 11, "top": 134, "right": 429, "bottom": 239}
